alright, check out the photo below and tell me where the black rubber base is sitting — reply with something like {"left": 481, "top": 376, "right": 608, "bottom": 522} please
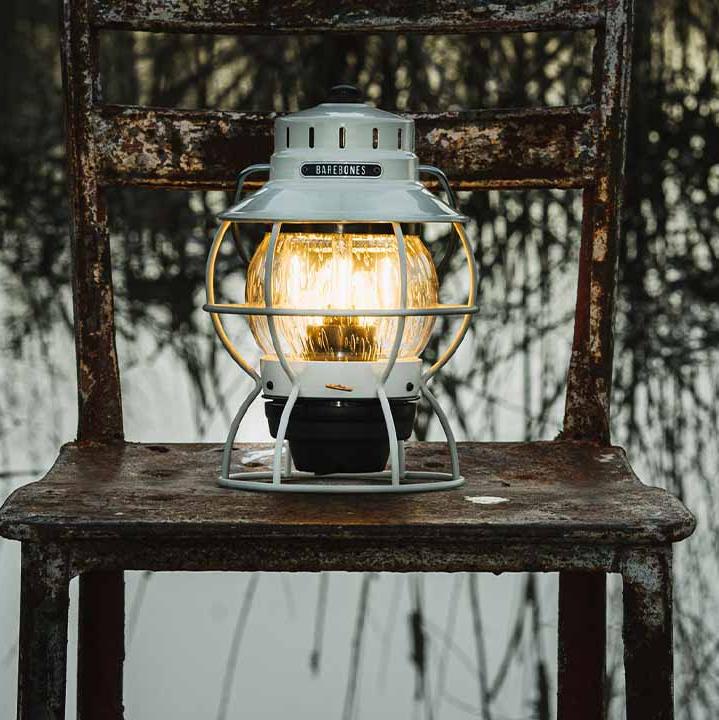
{"left": 265, "top": 397, "right": 416, "bottom": 475}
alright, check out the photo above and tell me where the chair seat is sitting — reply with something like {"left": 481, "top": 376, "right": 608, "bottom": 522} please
{"left": 0, "top": 441, "right": 694, "bottom": 546}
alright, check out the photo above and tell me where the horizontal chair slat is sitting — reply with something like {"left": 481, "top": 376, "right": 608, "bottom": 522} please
{"left": 92, "top": 105, "right": 598, "bottom": 190}
{"left": 90, "top": 0, "right": 604, "bottom": 33}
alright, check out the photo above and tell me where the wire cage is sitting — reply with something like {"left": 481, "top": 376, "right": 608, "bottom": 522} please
{"left": 203, "top": 161, "right": 478, "bottom": 493}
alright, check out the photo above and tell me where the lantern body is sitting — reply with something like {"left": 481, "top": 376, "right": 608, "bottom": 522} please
{"left": 204, "top": 85, "right": 478, "bottom": 492}
{"left": 245, "top": 230, "right": 438, "bottom": 362}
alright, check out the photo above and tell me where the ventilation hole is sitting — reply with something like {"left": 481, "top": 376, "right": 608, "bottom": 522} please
{"left": 309, "top": 127, "right": 314, "bottom": 148}
{"left": 339, "top": 127, "right": 346, "bottom": 149}
{"left": 286, "top": 127, "right": 290, "bottom": 148}
{"left": 372, "top": 128, "right": 379, "bottom": 149}
{"left": 397, "top": 128, "right": 402, "bottom": 149}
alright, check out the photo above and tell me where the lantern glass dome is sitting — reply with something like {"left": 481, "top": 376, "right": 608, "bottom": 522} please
{"left": 245, "top": 228, "right": 438, "bottom": 362}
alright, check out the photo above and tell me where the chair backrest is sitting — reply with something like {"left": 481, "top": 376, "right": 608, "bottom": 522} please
{"left": 61, "top": 0, "right": 633, "bottom": 446}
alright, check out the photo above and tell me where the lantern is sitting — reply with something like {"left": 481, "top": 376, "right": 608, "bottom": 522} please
{"left": 204, "top": 85, "right": 478, "bottom": 492}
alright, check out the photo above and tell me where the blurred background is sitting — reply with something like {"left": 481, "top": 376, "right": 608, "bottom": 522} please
{"left": 1, "top": 0, "right": 718, "bottom": 718}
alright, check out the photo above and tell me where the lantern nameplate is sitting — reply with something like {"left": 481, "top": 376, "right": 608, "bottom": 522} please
{"left": 300, "top": 162, "right": 382, "bottom": 178}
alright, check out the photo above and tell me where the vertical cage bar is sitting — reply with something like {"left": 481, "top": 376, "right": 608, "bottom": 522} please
{"left": 377, "top": 222, "right": 409, "bottom": 485}
{"left": 419, "top": 378, "right": 460, "bottom": 480}
{"left": 264, "top": 222, "right": 296, "bottom": 384}
{"left": 221, "top": 378, "right": 263, "bottom": 480}
{"left": 272, "top": 383, "right": 300, "bottom": 483}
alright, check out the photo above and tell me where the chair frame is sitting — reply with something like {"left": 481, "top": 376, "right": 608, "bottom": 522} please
{"left": 3, "top": 1, "right": 693, "bottom": 719}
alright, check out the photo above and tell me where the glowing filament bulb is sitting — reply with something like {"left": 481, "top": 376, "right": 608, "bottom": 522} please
{"left": 246, "top": 231, "right": 438, "bottom": 361}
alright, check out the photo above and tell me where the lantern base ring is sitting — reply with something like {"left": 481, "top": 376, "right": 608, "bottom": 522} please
{"left": 218, "top": 469, "right": 464, "bottom": 494}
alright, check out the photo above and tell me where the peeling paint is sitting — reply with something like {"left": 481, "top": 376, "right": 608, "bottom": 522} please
{"left": 562, "top": 0, "right": 633, "bottom": 446}
{"left": 93, "top": 105, "right": 598, "bottom": 190}
{"left": 465, "top": 495, "right": 510, "bottom": 505}
{"left": 591, "top": 226, "right": 608, "bottom": 262}
{"left": 91, "top": 1, "right": 605, "bottom": 34}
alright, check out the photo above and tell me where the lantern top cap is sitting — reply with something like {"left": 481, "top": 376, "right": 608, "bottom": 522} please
{"left": 326, "top": 83, "right": 363, "bottom": 103}
{"left": 218, "top": 87, "right": 467, "bottom": 224}
{"left": 282, "top": 97, "right": 409, "bottom": 126}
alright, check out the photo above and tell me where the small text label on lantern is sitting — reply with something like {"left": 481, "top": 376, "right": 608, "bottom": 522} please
{"left": 301, "top": 162, "right": 382, "bottom": 178}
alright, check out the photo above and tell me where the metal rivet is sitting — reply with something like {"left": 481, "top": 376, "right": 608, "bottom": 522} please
{"left": 266, "top": 381, "right": 274, "bottom": 390}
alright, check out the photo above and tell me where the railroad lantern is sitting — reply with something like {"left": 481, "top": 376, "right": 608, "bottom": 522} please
{"left": 204, "top": 85, "right": 478, "bottom": 492}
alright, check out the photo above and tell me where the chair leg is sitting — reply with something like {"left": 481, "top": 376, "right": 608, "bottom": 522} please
{"left": 78, "top": 570, "right": 125, "bottom": 720}
{"left": 623, "top": 548, "right": 673, "bottom": 720}
{"left": 17, "top": 543, "right": 71, "bottom": 720}
{"left": 557, "top": 571, "right": 606, "bottom": 720}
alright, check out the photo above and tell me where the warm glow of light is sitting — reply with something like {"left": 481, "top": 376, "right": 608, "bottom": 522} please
{"left": 246, "top": 231, "right": 439, "bottom": 361}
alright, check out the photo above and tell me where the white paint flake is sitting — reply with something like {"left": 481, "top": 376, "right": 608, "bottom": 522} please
{"left": 464, "top": 495, "right": 510, "bottom": 505}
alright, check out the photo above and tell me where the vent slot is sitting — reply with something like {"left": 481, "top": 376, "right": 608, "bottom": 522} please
{"left": 339, "top": 127, "right": 346, "bottom": 149}
{"left": 286, "top": 127, "right": 290, "bottom": 148}
{"left": 372, "top": 128, "right": 378, "bottom": 149}
{"left": 309, "top": 127, "right": 315, "bottom": 148}
{"left": 397, "top": 128, "right": 402, "bottom": 149}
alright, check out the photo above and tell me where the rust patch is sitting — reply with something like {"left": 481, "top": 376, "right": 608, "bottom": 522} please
{"left": 0, "top": 441, "right": 695, "bottom": 545}
{"left": 93, "top": 105, "right": 598, "bottom": 190}
{"left": 563, "top": 0, "right": 633, "bottom": 443}
{"left": 90, "top": 0, "right": 605, "bottom": 33}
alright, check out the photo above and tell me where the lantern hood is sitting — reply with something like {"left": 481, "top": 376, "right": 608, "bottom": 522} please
{"left": 219, "top": 86, "right": 468, "bottom": 224}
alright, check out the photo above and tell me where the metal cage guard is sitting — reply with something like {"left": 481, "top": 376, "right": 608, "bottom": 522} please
{"left": 204, "top": 168, "right": 478, "bottom": 492}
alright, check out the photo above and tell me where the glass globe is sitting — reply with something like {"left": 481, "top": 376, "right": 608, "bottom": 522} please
{"left": 245, "top": 229, "right": 439, "bottom": 361}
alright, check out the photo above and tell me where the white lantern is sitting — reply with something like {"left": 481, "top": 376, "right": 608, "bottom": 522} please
{"left": 205, "top": 86, "right": 478, "bottom": 492}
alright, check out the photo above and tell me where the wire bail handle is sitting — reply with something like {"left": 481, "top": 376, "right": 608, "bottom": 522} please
{"left": 233, "top": 164, "right": 271, "bottom": 205}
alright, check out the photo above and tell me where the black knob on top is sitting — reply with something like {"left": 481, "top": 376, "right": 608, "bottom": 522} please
{"left": 327, "top": 84, "right": 363, "bottom": 103}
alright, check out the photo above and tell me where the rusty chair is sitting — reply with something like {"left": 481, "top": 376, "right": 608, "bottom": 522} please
{"left": 0, "top": 1, "right": 694, "bottom": 718}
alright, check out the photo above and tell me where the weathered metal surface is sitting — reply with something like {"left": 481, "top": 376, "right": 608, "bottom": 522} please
{"left": 63, "top": 539, "right": 652, "bottom": 576}
{"left": 557, "top": 2, "right": 635, "bottom": 707}
{"left": 622, "top": 548, "right": 674, "bottom": 719}
{"left": 17, "top": 544, "right": 70, "bottom": 720}
{"left": 61, "top": 0, "right": 124, "bottom": 443}
{"left": 92, "top": 104, "right": 598, "bottom": 190}
{"left": 557, "top": 572, "right": 606, "bottom": 720}
{"left": 0, "top": 442, "right": 695, "bottom": 545}
{"left": 61, "top": 4, "right": 126, "bottom": 718}
{"left": 90, "top": 0, "right": 604, "bottom": 33}
{"left": 78, "top": 571, "right": 125, "bottom": 720}
{"left": 563, "top": 0, "right": 634, "bottom": 442}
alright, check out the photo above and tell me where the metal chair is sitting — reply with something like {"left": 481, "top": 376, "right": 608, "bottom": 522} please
{"left": 0, "top": 1, "right": 694, "bottom": 718}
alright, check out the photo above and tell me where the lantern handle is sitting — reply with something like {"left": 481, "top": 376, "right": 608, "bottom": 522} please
{"left": 419, "top": 165, "right": 459, "bottom": 276}
{"left": 233, "top": 164, "right": 271, "bottom": 205}
{"left": 418, "top": 165, "right": 458, "bottom": 209}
